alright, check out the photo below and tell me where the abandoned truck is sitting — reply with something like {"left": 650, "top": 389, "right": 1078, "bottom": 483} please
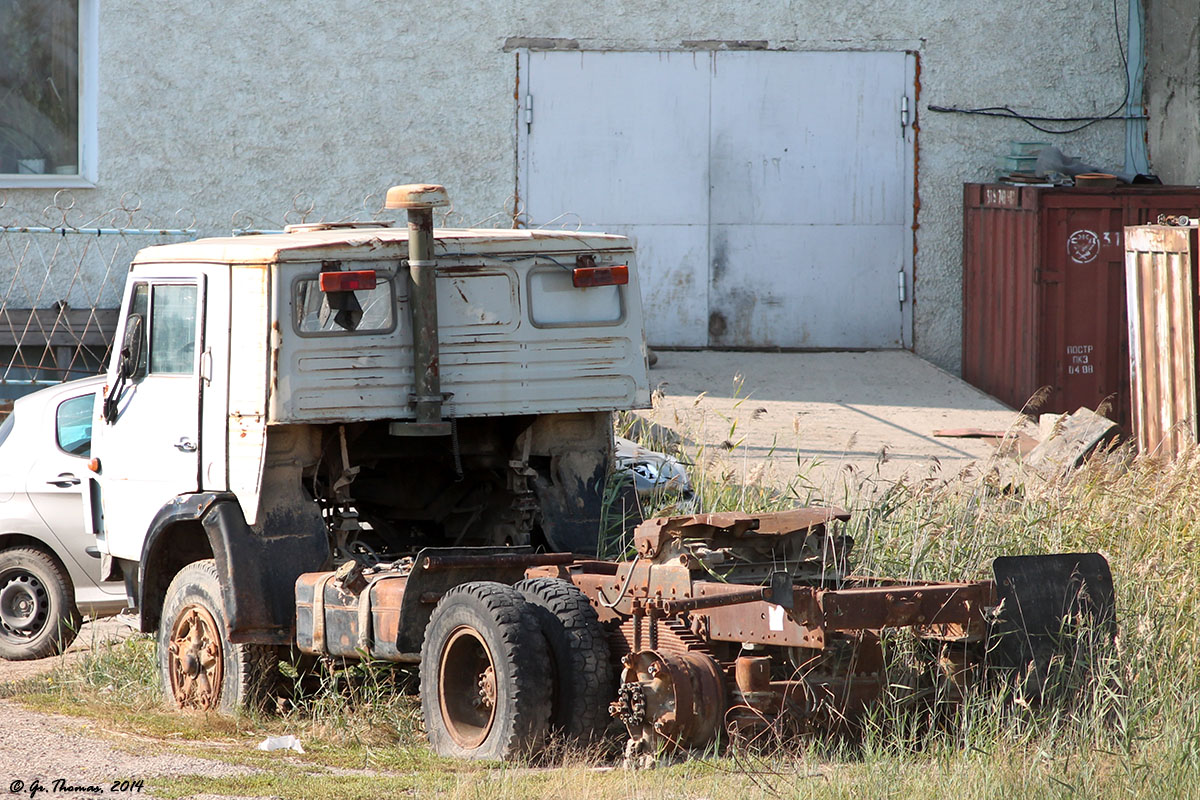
{"left": 87, "top": 184, "right": 644, "bottom": 693}
{"left": 87, "top": 183, "right": 1114, "bottom": 762}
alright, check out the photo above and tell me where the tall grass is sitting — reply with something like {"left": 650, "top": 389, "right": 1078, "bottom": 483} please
{"left": 619, "top": 398, "right": 1200, "bottom": 794}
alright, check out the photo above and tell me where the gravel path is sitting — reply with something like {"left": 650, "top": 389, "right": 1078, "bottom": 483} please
{"left": 0, "top": 702, "right": 261, "bottom": 799}
{"left": 0, "top": 618, "right": 265, "bottom": 799}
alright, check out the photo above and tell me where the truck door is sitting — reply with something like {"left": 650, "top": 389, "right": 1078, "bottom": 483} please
{"left": 96, "top": 277, "right": 204, "bottom": 563}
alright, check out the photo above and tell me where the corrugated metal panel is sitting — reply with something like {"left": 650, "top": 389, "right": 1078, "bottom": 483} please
{"left": 1039, "top": 193, "right": 1127, "bottom": 425}
{"left": 1124, "top": 225, "right": 1199, "bottom": 458}
{"left": 962, "top": 184, "right": 1039, "bottom": 412}
{"left": 962, "top": 184, "right": 1200, "bottom": 429}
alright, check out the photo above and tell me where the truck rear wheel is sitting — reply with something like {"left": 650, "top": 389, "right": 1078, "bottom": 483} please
{"left": 0, "top": 547, "right": 80, "bottom": 661}
{"left": 514, "top": 577, "right": 614, "bottom": 743}
{"left": 420, "top": 582, "right": 551, "bottom": 760}
{"left": 157, "top": 559, "right": 278, "bottom": 713}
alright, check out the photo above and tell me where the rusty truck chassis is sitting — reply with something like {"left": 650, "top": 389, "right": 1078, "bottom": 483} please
{"left": 291, "top": 507, "right": 1113, "bottom": 763}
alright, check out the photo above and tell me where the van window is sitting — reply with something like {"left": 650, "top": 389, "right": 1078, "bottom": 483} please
{"left": 56, "top": 393, "right": 94, "bottom": 457}
{"left": 0, "top": 413, "right": 14, "bottom": 450}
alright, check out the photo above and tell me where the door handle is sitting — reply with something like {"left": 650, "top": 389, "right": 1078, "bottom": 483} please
{"left": 174, "top": 437, "right": 197, "bottom": 453}
{"left": 47, "top": 473, "right": 80, "bottom": 488}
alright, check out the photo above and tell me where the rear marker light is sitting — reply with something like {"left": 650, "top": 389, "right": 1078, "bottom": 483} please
{"left": 88, "top": 458, "right": 101, "bottom": 473}
{"left": 319, "top": 270, "right": 377, "bottom": 292}
{"left": 572, "top": 264, "right": 629, "bottom": 288}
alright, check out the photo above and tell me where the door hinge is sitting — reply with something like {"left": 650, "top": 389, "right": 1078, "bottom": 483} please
{"left": 898, "top": 270, "right": 907, "bottom": 303}
{"left": 900, "top": 95, "right": 910, "bottom": 131}
{"left": 524, "top": 94, "right": 533, "bottom": 133}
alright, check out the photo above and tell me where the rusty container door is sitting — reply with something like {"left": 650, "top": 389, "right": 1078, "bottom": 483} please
{"left": 963, "top": 185, "right": 1200, "bottom": 430}
{"left": 962, "top": 185, "right": 1042, "bottom": 414}
{"left": 1038, "top": 192, "right": 1128, "bottom": 426}
{"left": 1124, "top": 224, "right": 1200, "bottom": 458}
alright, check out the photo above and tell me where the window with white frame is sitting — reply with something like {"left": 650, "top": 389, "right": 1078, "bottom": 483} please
{"left": 0, "top": 0, "right": 97, "bottom": 186}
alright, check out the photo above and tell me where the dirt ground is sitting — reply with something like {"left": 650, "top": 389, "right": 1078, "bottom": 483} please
{"left": 0, "top": 350, "right": 1025, "bottom": 795}
{"left": 0, "top": 615, "right": 138, "bottom": 685}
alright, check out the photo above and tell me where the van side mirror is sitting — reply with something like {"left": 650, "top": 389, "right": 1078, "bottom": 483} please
{"left": 119, "top": 314, "right": 144, "bottom": 380}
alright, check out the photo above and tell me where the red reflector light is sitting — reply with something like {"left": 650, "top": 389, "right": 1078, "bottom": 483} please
{"left": 319, "top": 270, "right": 377, "bottom": 292}
{"left": 572, "top": 264, "right": 628, "bottom": 288}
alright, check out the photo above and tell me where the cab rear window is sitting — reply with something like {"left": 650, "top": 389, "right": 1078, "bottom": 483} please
{"left": 294, "top": 277, "right": 395, "bottom": 335}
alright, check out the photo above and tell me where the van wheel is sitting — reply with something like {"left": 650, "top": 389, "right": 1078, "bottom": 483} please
{"left": 420, "top": 582, "right": 551, "bottom": 760}
{"left": 158, "top": 559, "right": 278, "bottom": 713}
{"left": 514, "top": 577, "right": 614, "bottom": 743}
{"left": 0, "top": 547, "right": 80, "bottom": 660}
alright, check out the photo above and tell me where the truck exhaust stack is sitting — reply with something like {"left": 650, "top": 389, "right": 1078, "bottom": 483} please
{"left": 385, "top": 183, "right": 451, "bottom": 437}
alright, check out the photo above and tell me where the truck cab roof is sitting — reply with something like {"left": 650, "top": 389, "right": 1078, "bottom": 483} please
{"left": 132, "top": 225, "right": 632, "bottom": 266}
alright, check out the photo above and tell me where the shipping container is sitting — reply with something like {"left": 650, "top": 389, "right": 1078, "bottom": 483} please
{"left": 961, "top": 184, "right": 1200, "bottom": 429}
{"left": 1124, "top": 224, "right": 1200, "bottom": 459}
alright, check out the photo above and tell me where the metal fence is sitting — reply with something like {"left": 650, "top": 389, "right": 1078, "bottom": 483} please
{"left": 0, "top": 191, "right": 195, "bottom": 399}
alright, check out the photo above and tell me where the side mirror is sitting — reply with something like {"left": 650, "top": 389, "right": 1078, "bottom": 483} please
{"left": 119, "top": 314, "right": 144, "bottom": 380}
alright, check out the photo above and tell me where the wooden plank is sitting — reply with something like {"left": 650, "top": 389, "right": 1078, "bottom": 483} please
{"left": 1024, "top": 408, "right": 1119, "bottom": 478}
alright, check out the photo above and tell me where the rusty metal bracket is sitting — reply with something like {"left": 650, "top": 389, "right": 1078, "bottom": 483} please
{"left": 356, "top": 582, "right": 374, "bottom": 653}
{"left": 419, "top": 552, "right": 575, "bottom": 571}
{"left": 310, "top": 572, "right": 335, "bottom": 654}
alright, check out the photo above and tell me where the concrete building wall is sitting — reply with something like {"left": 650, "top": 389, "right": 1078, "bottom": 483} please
{"left": 0, "top": 1, "right": 1132, "bottom": 373}
{"left": 1146, "top": 0, "right": 1200, "bottom": 183}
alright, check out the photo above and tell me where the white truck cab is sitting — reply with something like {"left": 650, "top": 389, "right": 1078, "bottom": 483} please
{"left": 90, "top": 184, "right": 650, "bottom": 645}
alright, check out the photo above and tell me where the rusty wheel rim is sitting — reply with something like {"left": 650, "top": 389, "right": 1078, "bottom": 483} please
{"left": 167, "top": 604, "right": 224, "bottom": 710}
{"left": 438, "top": 626, "right": 497, "bottom": 749}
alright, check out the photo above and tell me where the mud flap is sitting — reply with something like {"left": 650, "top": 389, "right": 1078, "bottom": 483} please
{"left": 990, "top": 553, "right": 1116, "bottom": 699}
{"left": 532, "top": 459, "right": 607, "bottom": 556}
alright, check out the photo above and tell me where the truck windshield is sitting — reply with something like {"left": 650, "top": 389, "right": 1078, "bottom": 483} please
{"left": 294, "top": 277, "right": 395, "bottom": 335}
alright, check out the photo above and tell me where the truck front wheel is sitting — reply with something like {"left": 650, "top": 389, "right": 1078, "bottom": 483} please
{"left": 157, "top": 559, "right": 278, "bottom": 713}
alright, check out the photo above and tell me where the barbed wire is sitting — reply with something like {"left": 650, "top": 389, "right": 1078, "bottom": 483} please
{"left": 3, "top": 188, "right": 593, "bottom": 236}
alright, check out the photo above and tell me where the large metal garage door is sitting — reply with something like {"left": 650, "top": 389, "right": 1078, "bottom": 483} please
{"left": 518, "top": 50, "right": 916, "bottom": 349}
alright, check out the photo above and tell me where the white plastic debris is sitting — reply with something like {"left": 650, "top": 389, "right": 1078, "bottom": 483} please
{"left": 614, "top": 436, "right": 692, "bottom": 496}
{"left": 257, "top": 734, "right": 305, "bottom": 754}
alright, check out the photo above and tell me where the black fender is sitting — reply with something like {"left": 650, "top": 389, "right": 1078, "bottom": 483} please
{"left": 138, "top": 492, "right": 331, "bottom": 645}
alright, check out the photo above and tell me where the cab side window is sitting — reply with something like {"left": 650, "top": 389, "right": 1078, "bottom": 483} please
{"left": 56, "top": 393, "right": 94, "bottom": 457}
{"left": 124, "top": 282, "right": 197, "bottom": 378}
{"left": 148, "top": 284, "right": 198, "bottom": 374}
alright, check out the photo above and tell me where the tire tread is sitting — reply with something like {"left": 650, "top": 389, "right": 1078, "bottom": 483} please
{"left": 158, "top": 559, "right": 279, "bottom": 713}
{"left": 514, "top": 576, "right": 614, "bottom": 742}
